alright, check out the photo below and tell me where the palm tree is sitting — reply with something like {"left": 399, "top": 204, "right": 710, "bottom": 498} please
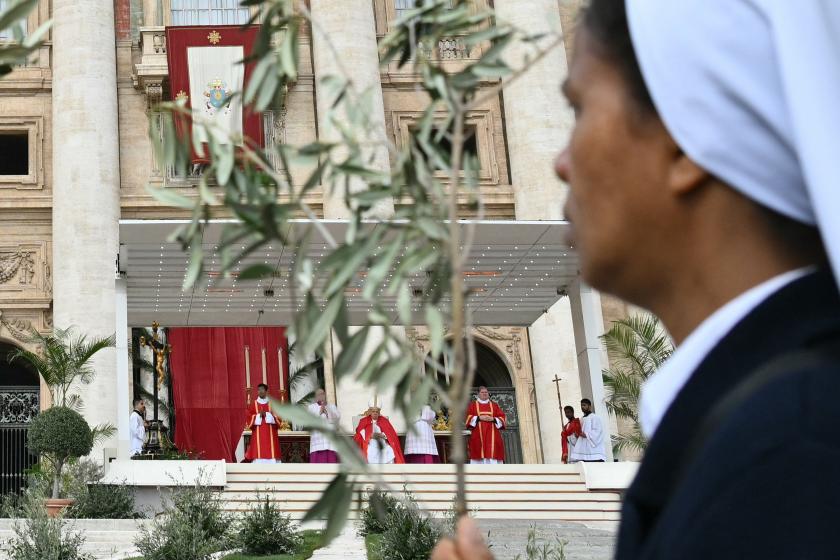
{"left": 11, "top": 326, "right": 117, "bottom": 444}
{"left": 601, "top": 315, "right": 673, "bottom": 455}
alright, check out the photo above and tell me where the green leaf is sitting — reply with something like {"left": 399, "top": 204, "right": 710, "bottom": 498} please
{"left": 183, "top": 241, "right": 204, "bottom": 290}
{"left": 334, "top": 327, "right": 369, "bottom": 378}
{"left": 375, "top": 355, "right": 413, "bottom": 393}
{"left": 215, "top": 144, "right": 235, "bottom": 185}
{"left": 397, "top": 282, "right": 412, "bottom": 325}
{"left": 279, "top": 21, "right": 299, "bottom": 81}
{"left": 426, "top": 305, "right": 445, "bottom": 358}
{"left": 237, "top": 263, "right": 275, "bottom": 280}
{"left": 146, "top": 185, "right": 195, "bottom": 209}
{"left": 256, "top": 70, "right": 279, "bottom": 112}
{"left": 302, "top": 473, "right": 354, "bottom": 545}
{"left": 300, "top": 294, "right": 344, "bottom": 358}
{"left": 244, "top": 56, "right": 273, "bottom": 105}
{"left": 0, "top": 0, "right": 37, "bottom": 32}
{"left": 363, "top": 238, "right": 402, "bottom": 299}
{"left": 21, "top": 19, "right": 52, "bottom": 49}
{"left": 197, "top": 175, "right": 216, "bottom": 205}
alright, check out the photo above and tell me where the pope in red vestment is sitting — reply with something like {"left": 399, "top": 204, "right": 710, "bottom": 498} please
{"left": 465, "top": 387, "right": 506, "bottom": 464}
{"left": 353, "top": 402, "right": 405, "bottom": 464}
{"left": 561, "top": 406, "right": 582, "bottom": 464}
{"left": 244, "top": 385, "right": 282, "bottom": 463}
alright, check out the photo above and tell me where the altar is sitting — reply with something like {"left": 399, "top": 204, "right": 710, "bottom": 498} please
{"left": 242, "top": 430, "right": 470, "bottom": 463}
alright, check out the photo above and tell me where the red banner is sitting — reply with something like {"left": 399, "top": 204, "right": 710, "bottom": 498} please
{"left": 165, "top": 25, "right": 263, "bottom": 162}
{"left": 169, "top": 327, "right": 288, "bottom": 462}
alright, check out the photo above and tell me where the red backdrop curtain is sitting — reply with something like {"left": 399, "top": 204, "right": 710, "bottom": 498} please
{"left": 168, "top": 327, "right": 288, "bottom": 462}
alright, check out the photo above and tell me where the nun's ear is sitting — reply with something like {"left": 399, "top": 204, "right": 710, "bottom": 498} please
{"left": 668, "top": 148, "right": 710, "bottom": 196}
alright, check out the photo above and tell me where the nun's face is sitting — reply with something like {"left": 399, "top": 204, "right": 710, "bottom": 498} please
{"left": 556, "top": 30, "right": 677, "bottom": 302}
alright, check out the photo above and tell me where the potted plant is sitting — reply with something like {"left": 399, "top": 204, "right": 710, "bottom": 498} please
{"left": 11, "top": 326, "right": 115, "bottom": 515}
{"left": 27, "top": 406, "right": 94, "bottom": 516}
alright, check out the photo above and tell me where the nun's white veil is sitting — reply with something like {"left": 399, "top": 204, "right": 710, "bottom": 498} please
{"left": 626, "top": 0, "right": 840, "bottom": 278}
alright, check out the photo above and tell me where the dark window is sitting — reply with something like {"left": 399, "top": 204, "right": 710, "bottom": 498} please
{"left": 0, "top": 132, "right": 28, "bottom": 175}
{"left": 414, "top": 124, "right": 480, "bottom": 169}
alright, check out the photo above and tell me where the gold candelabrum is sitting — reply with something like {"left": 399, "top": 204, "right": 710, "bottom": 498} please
{"left": 277, "top": 389, "right": 292, "bottom": 431}
{"left": 433, "top": 409, "right": 452, "bottom": 431}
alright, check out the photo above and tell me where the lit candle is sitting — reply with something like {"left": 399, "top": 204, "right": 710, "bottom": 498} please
{"left": 245, "top": 346, "right": 251, "bottom": 388}
{"left": 278, "top": 347, "right": 285, "bottom": 394}
{"left": 261, "top": 348, "right": 267, "bottom": 385}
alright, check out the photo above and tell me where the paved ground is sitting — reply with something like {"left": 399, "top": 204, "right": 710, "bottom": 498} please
{"left": 477, "top": 519, "right": 617, "bottom": 560}
{"left": 0, "top": 518, "right": 616, "bottom": 559}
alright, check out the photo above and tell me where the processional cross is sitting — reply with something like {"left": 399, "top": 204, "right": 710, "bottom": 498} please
{"left": 552, "top": 374, "right": 565, "bottom": 424}
{"left": 138, "top": 322, "right": 173, "bottom": 453}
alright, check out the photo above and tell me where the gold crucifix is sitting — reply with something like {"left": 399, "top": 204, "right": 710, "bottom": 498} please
{"left": 139, "top": 322, "right": 172, "bottom": 391}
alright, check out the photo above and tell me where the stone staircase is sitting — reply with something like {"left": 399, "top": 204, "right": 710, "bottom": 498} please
{"left": 223, "top": 463, "right": 623, "bottom": 522}
{"left": 0, "top": 519, "right": 149, "bottom": 560}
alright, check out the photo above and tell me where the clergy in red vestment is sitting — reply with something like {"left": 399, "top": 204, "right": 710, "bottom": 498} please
{"left": 353, "top": 398, "right": 405, "bottom": 464}
{"left": 465, "top": 386, "right": 506, "bottom": 464}
{"left": 561, "top": 405, "right": 582, "bottom": 464}
{"left": 244, "top": 383, "right": 282, "bottom": 463}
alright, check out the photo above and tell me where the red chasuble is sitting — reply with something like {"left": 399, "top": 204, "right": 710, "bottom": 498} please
{"left": 353, "top": 415, "right": 406, "bottom": 464}
{"left": 465, "top": 400, "right": 506, "bottom": 462}
{"left": 561, "top": 418, "right": 582, "bottom": 463}
{"left": 244, "top": 399, "right": 281, "bottom": 461}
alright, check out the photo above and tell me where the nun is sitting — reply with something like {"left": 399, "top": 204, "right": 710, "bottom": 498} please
{"left": 550, "top": 1, "right": 840, "bottom": 559}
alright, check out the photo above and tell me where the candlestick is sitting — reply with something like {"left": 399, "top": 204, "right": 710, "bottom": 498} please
{"left": 278, "top": 347, "right": 285, "bottom": 392}
{"left": 261, "top": 348, "right": 267, "bottom": 385}
{"left": 245, "top": 346, "right": 251, "bottom": 388}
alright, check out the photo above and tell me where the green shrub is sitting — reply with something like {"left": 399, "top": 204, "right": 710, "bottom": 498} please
{"left": 2, "top": 489, "right": 93, "bottom": 560}
{"left": 27, "top": 407, "right": 93, "bottom": 499}
{"left": 358, "top": 490, "right": 401, "bottom": 536}
{"left": 377, "top": 500, "right": 443, "bottom": 560}
{"left": 513, "top": 526, "right": 567, "bottom": 560}
{"left": 60, "top": 459, "right": 140, "bottom": 519}
{"left": 235, "top": 496, "right": 304, "bottom": 555}
{"left": 135, "top": 481, "right": 232, "bottom": 560}
{"left": 68, "top": 483, "right": 139, "bottom": 519}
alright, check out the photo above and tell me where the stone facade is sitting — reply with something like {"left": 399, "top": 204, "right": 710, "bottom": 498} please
{"left": 0, "top": 0, "right": 631, "bottom": 463}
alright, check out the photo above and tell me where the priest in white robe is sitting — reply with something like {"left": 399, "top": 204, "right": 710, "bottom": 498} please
{"left": 307, "top": 388, "right": 341, "bottom": 463}
{"left": 404, "top": 405, "right": 440, "bottom": 464}
{"left": 569, "top": 398, "right": 606, "bottom": 462}
{"left": 129, "top": 398, "right": 147, "bottom": 456}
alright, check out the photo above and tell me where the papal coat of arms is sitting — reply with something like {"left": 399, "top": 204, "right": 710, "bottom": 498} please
{"left": 203, "top": 77, "right": 232, "bottom": 117}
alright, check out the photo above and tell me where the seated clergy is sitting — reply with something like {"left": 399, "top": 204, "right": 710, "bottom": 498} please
{"left": 465, "top": 386, "right": 506, "bottom": 464}
{"left": 353, "top": 397, "right": 405, "bottom": 464}
{"left": 244, "top": 383, "right": 282, "bottom": 464}
{"left": 404, "top": 404, "right": 440, "bottom": 464}
{"left": 307, "top": 388, "right": 341, "bottom": 463}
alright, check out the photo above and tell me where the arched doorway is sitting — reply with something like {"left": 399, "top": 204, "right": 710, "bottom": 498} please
{"left": 0, "top": 341, "right": 39, "bottom": 496}
{"left": 471, "top": 340, "right": 523, "bottom": 464}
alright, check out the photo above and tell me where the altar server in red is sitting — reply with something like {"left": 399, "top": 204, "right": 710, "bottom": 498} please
{"left": 244, "top": 383, "right": 282, "bottom": 463}
{"left": 465, "top": 386, "right": 506, "bottom": 464}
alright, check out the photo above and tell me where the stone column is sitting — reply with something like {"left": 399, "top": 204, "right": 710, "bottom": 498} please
{"left": 310, "top": 0, "right": 393, "bottom": 219}
{"left": 495, "top": 0, "right": 574, "bottom": 220}
{"left": 311, "top": 0, "right": 402, "bottom": 434}
{"left": 52, "top": 0, "right": 121, "bottom": 460}
{"left": 115, "top": 278, "right": 131, "bottom": 459}
{"left": 569, "top": 279, "right": 614, "bottom": 461}
{"left": 143, "top": 0, "right": 160, "bottom": 26}
{"left": 495, "top": 0, "right": 581, "bottom": 462}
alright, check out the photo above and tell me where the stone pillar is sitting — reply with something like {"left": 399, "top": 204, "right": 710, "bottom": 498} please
{"left": 569, "top": 279, "right": 614, "bottom": 461}
{"left": 115, "top": 278, "right": 130, "bottom": 459}
{"left": 310, "top": 0, "right": 393, "bottom": 219}
{"left": 496, "top": 0, "right": 580, "bottom": 462}
{"left": 528, "top": 298, "right": 584, "bottom": 464}
{"left": 495, "top": 0, "right": 574, "bottom": 220}
{"left": 143, "top": 0, "right": 159, "bottom": 26}
{"left": 52, "top": 0, "right": 121, "bottom": 460}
